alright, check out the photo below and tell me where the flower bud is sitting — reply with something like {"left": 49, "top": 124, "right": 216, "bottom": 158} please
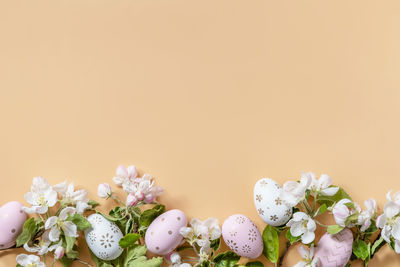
{"left": 97, "top": 183, "right": 112, "bottom": 198}
{"left": 144, "top": 193, "right": 155, "bottom": 204}
{"left": 135, "top": 191, "right": 145, "bottom": 201}
{"left": 54, "top": 246, "right": 65, "bottom": 259}
{"left": 126, "top": 193, "right": 138, "bottom": 206}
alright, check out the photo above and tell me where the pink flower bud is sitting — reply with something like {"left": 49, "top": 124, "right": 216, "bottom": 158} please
{"left": 54, "top": 246, "right": 65, "bottom": 259}
{"left": 135, "top": 191, "right": 145, "bottom": 201}
{"left": 97, "top": 183, "right": 112, "bottom": 198}
{"left": 126, "top": 193, "right": 138, "bottom": 206}
{"left": 144, "top": 193, "right": 155, "bottom": 203}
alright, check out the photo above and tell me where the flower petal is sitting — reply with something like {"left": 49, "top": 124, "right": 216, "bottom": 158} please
{"left": 301, "top": 231, "right": 315, "bottom": 244}
{"left": 321, "top": 186, "right": 339, "bottom": 196}
{"left": 45, "top": 216, "right": 58, "bottom": 230}
{"left": 49, "top": 226, "right": 61, "bottom": 242}
{"left": 62, "top": 221, "right": 78, "bottom": 237}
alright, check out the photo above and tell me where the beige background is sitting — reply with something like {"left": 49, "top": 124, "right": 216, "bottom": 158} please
{"left": 1, "top": 0, "right": 400, "bottom": 266}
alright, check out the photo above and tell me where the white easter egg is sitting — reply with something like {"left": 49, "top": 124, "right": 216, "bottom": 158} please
{"left": 145, "top": 209, "right": 188, "bottom": 255}
{"left": 253, "top": 178, "right": 292, "bottom": 226}
{"left": 85, "top": 214, "right": 124, "bottom": 260}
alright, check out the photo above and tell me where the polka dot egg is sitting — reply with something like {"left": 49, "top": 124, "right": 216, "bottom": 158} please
{"left": 222, "top": 214, "right": 263, "bottom": 259}
{"left": 145, "top": 209, "right": 187, "bottom": 255}
{"left": 0, "top": 201, "right": 26, "bottom": 249}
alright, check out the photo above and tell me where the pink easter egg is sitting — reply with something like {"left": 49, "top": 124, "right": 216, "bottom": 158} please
{"left": 314, "top": 228, "right": 353, "bottom": 267}
{"left": 222, "top": 214, "right": 263, "bottom": 259}
{"left": 145, "top": 209, "right": 187, "bottom": 255}
{"left": 0, "top": 201, "right": 27, "bottom": 249}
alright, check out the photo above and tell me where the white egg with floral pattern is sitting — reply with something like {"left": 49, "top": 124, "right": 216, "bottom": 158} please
{"left": 85, "top": 214, "right": 124, "bottom": 260}
{"left": 253, "top": 178, "right": 292, "bottom": 226}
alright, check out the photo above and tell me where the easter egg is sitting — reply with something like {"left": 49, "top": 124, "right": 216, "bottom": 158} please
{"left": 222, "top": 214, "right": 263, "bottom": 259}
{"left": 0, "top": 201, "right": 27, "bottom": 249}
{"left": 85, "top": 214, "right": 124, "bottom": 260}
{"left": 314, "top": 228, "right": 353, "bottom": 267}
{"left": 253, "top": 178, "right": 292, "bottom": 226}
{"left": 145, "top": 209, "right": 187, "bottom": 255}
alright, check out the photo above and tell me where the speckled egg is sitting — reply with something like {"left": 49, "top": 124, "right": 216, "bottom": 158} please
{"left": 253, "top": 178, "right": 292, "bottom": 226}
{"left": 145, "top": 209, "right": 187, "bottom": 255}
{"left": 314, "top": 228, "right": 353, "bottom": 267}
{"left": 84, "top": 214, "right": 124, "bottom": 260}
{"left": 222, "top": 214, "right": 263, "bottom": 259}
{"left": 0, "top": 201, "right": 26, "bottom": 249}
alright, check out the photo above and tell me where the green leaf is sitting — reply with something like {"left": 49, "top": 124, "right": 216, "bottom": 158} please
{"left": 119, "top": 233, "right": 141, "bottom": 248}
{"left": 327, "top": 225, "right": 344, "bottom": 234}
{"left": 316, "top": 203, "right": 327, "bottom": 216}
{"left": 16, "top": 217, "right": 39, "bottom": 247}
{"left": 285, "top": 229, "right": 300, "bottom": 244}
{"left": 213, "top": 251, "right": 240, "bottom": 267}
{"left": 125, "top": 245, "right": 148, "bottom": 266}
{"left": 211, "top": 238, "right": 221, "bottom": 251}
{"left": 345, "top": 214, "right": 359, "bottom": 226}
{"left": 125, "top": 218, "right": 134, "bottom": 235}
{"left": 138, "top": 204, "right": 165, "bottom": 235}
{"left": 246, "top": 261, "right": 264, "bottom": 267}
{"left": 64, "top": 236, "right": 76, "bottom": 254}
{"left": 16, "top": 265, "right": 24, "bottom": 267}
{"left": 88, "top": 199, "right": 100, "bottom": 208}
{"left": 371, "top": 235, "right": 385, "bottom": 257}
{"left": 317, "top": 187, "right": 352, "bottom": 207}
{"left": 89, "top": 250, "right": 114, "bottom": 267}
{"left": 67, "top": 214, "right": 91, "bottom": 231}
{"left": 59, "top": 256, "right": 74, "bottom": 267}
{"left": 262, "top": 225, "right": 279, "bottom": 263}
{"left": 98, "top": 211, "right": 121, "bottom": 222}
{"left": 353, "top": 239, "right": 369, "bottom": 261}
{"left": 124, "top": 245, "right": 163, "bottom": 267}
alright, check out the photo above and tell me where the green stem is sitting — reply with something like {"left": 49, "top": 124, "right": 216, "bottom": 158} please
{"left": 75, "top": 258, "right": 93, "bottom": 267}
{"left": 111, "top": 195, "right": 126, "bottom": 206}
{"left": 315, "top": 220, "right": 329, "bottom": 228}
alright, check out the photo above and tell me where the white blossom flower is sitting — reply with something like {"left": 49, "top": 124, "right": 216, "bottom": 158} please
{"left": 113, "top": 165, "right": 138, "bottom": 187}
{"left": 308, "top": 173, "right": 339, "bottom": 196}
{"left": 16, "top": 254, "right": 46, "bottom": 267}
{"left": 48, "top": 241, "right": 65, "bottom": 259}
{"left": 97, "top": 183, "right": 112, "bottom": 198}
{"left": 23, "top": 231, "right": 51, "bottom": 255}
{"left": 286, "top": 212, "right": 316, "bottom": 244}
{"left": 387, "top": 190, "right": 400, "bottom": 206}
{"left": 376, "top": 201, "right": 400, "bottom": 248}
{"left": 294, "top": 245, "right": 318, "bottom": 267}
{"left": 22, "top": 177, "right": 58, "bottom": 214}
{"left": 180, "top": 218, "right": 221, "bottom": 243}
{"left": 45, "top": 207, "right": 78, "bottom": 242}
{"left": 54, "top": 181, "right": 91, "bottom": 214}
{"left": 169, "top": 252, "right": 192, "bottom": 267}
{"left": 121, "top": 172, "right": 163, "bottom": 202}
{"left": 280, "top": 173, "right": 312, "bottom": 207}
{"left": 126, "top": 193, "right": 138, "bottom": 206}
{"left": 357, "top": 199, "right": 377, "bottom": 232}
{"left": 332, "top": 199, "right": 360, "bottom": 227}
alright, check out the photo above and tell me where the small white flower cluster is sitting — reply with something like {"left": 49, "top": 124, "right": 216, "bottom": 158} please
{"left": 376, "top": 191, "right": 400, "bottom": 253}
{"left": 281, "top": 172, "right": 339, "bottom": 245}
{"left": 98, "top": 165, "right": 163, "bottom": 206}
{"left": 332, "top": 198, "right": 377, "bottom": 231}
{"left": 294, "top": 245, "right": 318, "bottom": 267}
{"left": 18, "top": 177, "right": 94, "bottom": 267}
{"left": 178, "top": 218, "right": 222, "bottom": 265}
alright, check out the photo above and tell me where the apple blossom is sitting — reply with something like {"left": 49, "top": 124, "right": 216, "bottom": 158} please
{"left": 308, "top": 173, "right": 339, "bottom": 196}
{"left": 376, "top": 201, "right": 400, "bottom": 248}
{"left": 280, "top": 172, "right": 312, "bottom": 207}
{"left": 169, "top": 252, "right": 192, "bottom": 267}
{"left": 294, "top": 245, "right": 318, "bottom": 267}
{"left": 97, "top": 183, "right": 112, "bottom": 198}
{"left": 113, "top": 165, "right": 138, "bottom": 187}
{"left": 126, "top": 193, "right": 138, "bottom": 206}
{"left": 16, "top": 254, "right": 46, "bottom": 267}
{"left": 22, "top": 177, "right": 58, "bottom": 214}
{"left": 357, "top": 198, "right": 377, "bottom": 232}
{"left": 332, "top": 199, "right": 360, "bottom": 227}
{"left": 286, "top": 212, "right": 316, "bottom": 244}
{"left": 54, "top": 181, "right": 91, "bottom": 214}
{"left": 45, "top": 207, "right": 78, "bottom": 242}
{"left": 23, "top": 231, "right": 51, "bottom": 255}
{"left": 49, "top": 241, "right": 65, "bottom": 259}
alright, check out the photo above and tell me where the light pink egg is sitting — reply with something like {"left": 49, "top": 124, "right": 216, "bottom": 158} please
{"left": 314, "top": 228, "right": 353, "bottom": 267}
{"left": 145, "top": 209, "right": 187, "bottom": 255}
{"left": 0, "top": 201, "right": 27, "bottom": 249}
{"left": 222, "top": 214, "right": 263, "bottom": 259}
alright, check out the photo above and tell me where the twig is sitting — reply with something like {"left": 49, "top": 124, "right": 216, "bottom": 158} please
{"left": 278, "top": 241, "right": 290, "bottom": 267}
{"left": 75, "top": 258, "right": 93, "bottom": 267}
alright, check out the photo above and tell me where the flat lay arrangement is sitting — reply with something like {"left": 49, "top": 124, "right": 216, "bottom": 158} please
{"left": 1, "top": 165, "right": 399, "bottom": 267}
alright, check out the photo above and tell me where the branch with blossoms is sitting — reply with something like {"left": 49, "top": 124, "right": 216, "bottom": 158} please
{"left": 15, "top": 177, "right": 98, "bottom": 267}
